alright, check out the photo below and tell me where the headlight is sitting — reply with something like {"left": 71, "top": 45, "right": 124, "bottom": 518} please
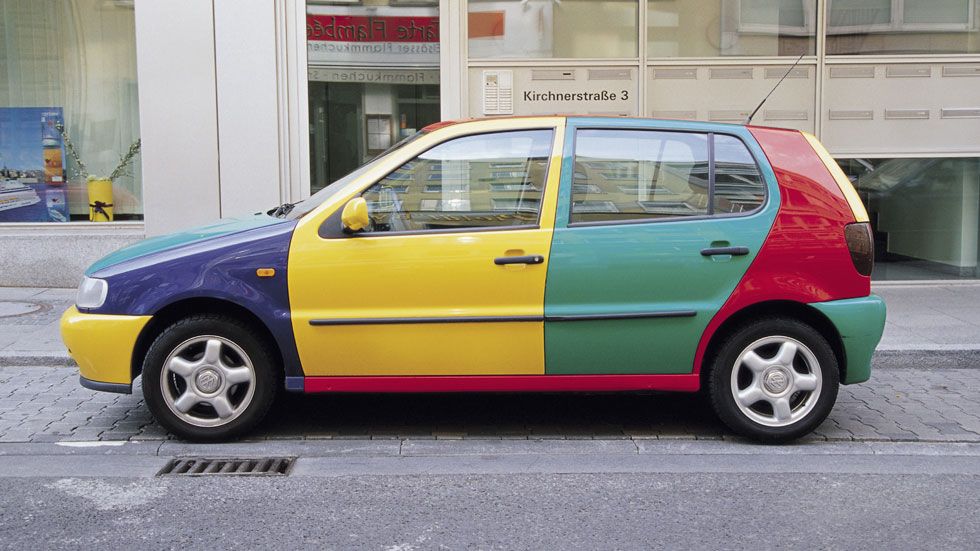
{"left": 76, "top": 277, "right": 108, "bottom": 309}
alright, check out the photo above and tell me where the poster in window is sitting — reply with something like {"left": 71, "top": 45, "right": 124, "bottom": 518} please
{"left": 0, "top": 107, "right": 69, "bottom": 222}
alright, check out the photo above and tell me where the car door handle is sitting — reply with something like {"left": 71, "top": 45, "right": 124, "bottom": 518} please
{"left": 494, "top": 255, "right": 545, "bottom": 265}
{"left": 700, "top": 246, "right": 750, "bottom": 257}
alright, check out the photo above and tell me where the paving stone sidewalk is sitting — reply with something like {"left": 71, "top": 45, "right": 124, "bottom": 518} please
{"left": 0, "top": 288, "right": 75, "bottom": 365}
{"left": 0, "top": 365, "right": 977, "bottom": 444}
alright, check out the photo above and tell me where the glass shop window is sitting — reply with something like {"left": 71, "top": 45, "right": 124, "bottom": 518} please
{"left": 468, "top": 0, "right": 639, "bottom": 59}
{"left": 0, "top": 0, "right": 142, "bottom": 223}
{"left": 647, "top": 0, "right": 816, "bottom": 57}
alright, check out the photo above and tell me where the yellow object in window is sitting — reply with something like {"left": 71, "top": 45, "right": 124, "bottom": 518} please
{"left": 88, "top": 178, "right": 114, "bottom": 222}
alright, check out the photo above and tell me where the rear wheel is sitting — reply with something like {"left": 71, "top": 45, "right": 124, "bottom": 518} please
{"left": 142, "top": 315, "right": 278, "bottom": 442}
{"left": 708, "top": 318, "right": 839, "bottom": 443}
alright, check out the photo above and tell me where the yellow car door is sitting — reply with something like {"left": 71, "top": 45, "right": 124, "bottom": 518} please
{"left": 289, "top": 117, "right": 565, "bottom": 376}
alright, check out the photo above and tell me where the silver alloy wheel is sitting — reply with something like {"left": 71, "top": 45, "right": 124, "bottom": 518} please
{"left": 160, "top": 335, "right": 256, "bottom": 428}
{"left": 729, "top": 335, "right": 822, "bottom": 428}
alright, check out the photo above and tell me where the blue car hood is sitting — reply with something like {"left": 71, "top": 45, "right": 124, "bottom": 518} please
{"left": 86, "top": 213, "right": 287, "bottom": 275}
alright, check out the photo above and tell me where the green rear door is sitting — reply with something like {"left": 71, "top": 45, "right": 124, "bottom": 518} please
{"left": 543, "top": 119, "right": 780, "bottom": 375}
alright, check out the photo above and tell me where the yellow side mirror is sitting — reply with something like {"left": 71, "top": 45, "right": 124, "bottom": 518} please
{"left": 340, "top": 197, "right": 370, "bottom": 233}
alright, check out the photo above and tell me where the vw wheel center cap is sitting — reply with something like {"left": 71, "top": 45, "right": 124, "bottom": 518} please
{"left": 763, "top": 369, "right": 790, "bottom": 394}
{"left": 195, "top": 369, "right": 222, "bottom": 394}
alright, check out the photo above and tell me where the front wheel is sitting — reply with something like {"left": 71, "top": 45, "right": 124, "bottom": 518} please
{"left": 708, "top": 318, "right": 839, "bottom": 443}
{"left": 142, "top": 315, "right": 278, "bottom": 442}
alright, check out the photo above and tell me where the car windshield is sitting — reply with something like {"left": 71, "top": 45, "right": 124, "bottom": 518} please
{"left": 285, "top": 130, "right": 428, "bottom": 221}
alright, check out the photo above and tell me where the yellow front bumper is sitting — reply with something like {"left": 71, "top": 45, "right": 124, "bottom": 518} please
{"left": 60, "top": 306, "right": 151, "bottom": 390}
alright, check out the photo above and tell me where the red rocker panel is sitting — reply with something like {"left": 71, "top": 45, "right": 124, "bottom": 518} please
{"left": 303, "top": 374, "right": 700, "bottom": 393}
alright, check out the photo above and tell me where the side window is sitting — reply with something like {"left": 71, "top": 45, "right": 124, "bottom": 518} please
{"left": 570, "top": 129, "right": 710, "bottom": 224}
{"left": 361, "top": 129, "right": 553, "bottom": 233}
{"left": 713, "top": 134, "right": 765, "bottom": 214}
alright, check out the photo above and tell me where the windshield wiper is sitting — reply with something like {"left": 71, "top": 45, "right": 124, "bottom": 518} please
{"left": 270, "top": 201, "right": 299, "bottom": 218}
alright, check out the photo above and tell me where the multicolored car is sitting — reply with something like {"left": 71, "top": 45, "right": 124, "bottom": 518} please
{"left": 61, "top": 116, "right": 886, "bottom": 442}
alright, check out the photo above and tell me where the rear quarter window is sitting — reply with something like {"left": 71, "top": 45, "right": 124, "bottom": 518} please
{"left": 713, "top": 134, "right": 765, "bottom": 214}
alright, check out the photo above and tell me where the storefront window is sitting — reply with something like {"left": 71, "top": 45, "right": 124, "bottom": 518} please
{"left": 647, "top": 0, "right": 816, "bottom": 57}
{"left": 307, "top": 1, "right": 441, "bottom": 194}
{"left": 827, "top": 0, "right": 980, "bottom": 55}
{"left": 838, "top": 157, "right": 980, "bottom": 280}
{"left": 468, "top": 0, "right": 639, "bottom": 59}
{"left": 0, "top": 0, "right": 141, "bottom": 223}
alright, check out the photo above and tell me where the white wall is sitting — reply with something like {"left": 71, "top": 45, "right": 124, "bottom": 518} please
{"left": 439, "top": 0, "right": 465, "bottom": 120}
{"left": 214, "top": 0, "right": 284, "bottom": 218}
{"left": 135, "top": 0, "right": 221, "bottom": 236}
{"left": 136, "top": 0, "right": 292, "bottom": 234}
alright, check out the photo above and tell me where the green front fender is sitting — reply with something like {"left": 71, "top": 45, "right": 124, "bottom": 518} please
{"left": 810, "top": 295, "right": 886, "bottom": 384}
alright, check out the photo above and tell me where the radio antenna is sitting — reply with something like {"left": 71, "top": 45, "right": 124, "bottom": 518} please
{"left": 744, "top": 52, "right": 806, "bottom": 125}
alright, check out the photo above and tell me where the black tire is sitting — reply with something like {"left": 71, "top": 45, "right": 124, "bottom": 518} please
{"left": 141, "top": 314, "right": 279, "bottom": 442}
{"left": 707, "top": 317, "right": 839, "bottom": 443}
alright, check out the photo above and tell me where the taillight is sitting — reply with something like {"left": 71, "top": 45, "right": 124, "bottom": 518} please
{"left": 845, "top": 222, "right": 874, "bottom": 276}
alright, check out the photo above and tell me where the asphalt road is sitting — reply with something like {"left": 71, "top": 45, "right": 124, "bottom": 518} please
{"left": 1, "top": 440, "right": 978, "bottom": 550}
{"left": 1, "top": 470, "right": 977, "bottom": 549}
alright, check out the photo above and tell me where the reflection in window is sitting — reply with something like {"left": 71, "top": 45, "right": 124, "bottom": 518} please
{"left": 570, "top": 129, "right": 710, "bottom": 223}
{"left": 491, "top": 182, "right": 540, "bottom": 192}
{"left": 492, "top": 198, "right": 541, "bottom": 213}
{"left": 713, "top": 135, "right": 765, "bottom": 214}
{"left": 361, "top": 130, "right": 554, "bottom": 233}
{"left": 574, "top": 200, "right": 619, "bottom": 213}
{"left": 838, "top": 157, "right": 980, "bottom": 279}
{"left": 827, "top": 0, "right": 980, "bottom": 55}
{"left": 306, "top": 1, "right": 442, "bottom": 194}
{"left": 468, "top": 0, "right": 638, "bottom": 59}
{"left": 743, "top": 0, "right": 808, "bottom": 26}
{"left": 647, "top": 0, "right": 816, "bottom": 57}
{"left": 828, "top": 0, "right": 892, "bottom": 29}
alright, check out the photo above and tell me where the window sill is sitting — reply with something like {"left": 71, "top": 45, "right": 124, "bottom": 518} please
{"left": 0, "top": 221, "right": 145, "bottom": 236}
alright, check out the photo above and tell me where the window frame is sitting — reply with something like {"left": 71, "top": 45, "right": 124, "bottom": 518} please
{"left": 318, "top": 127, "right": 558, "bottom": 239}
{"left": 826, "top": 0, "right": 978, "bottom": 35}
{"left": 899, "top": 0, "right": 977, "bottom": 32}
{"left": 467, "top": 0, "right": 642, "bottom": 61}
{"left": 825, "top": 0, "right": 895, "bottom": 33}
{"left": 734, "top": 0, "right": 818, "bottom": 37}
{"left": 565, "top": 127, "right": 768, "bottom": 228}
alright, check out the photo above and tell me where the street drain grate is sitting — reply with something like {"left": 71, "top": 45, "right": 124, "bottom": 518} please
{"left": 157, "top": 457, "right": 295, "bottom": 477}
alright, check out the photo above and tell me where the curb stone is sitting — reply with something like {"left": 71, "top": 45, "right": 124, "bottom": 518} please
{"left": 0, "top": 353, "right": 75, "bottom": 368}
{"left": 872, "top": 348, "right": 980, "bottom": 369}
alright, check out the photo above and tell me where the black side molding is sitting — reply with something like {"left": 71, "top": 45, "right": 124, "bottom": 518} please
{"left": 546, "top": 311, "right": 696, "bottom": 322}
{"left": 310, "top": 315, "right": 543, "bottom": 326}
{"left": 79, "top": 376, "right": 132, "bottom": 394}
{"left": 310, "top": 311, "right": 696, "bottom": 326}
{"left": 700, "top": 246, "right": 750, "bottom": 257}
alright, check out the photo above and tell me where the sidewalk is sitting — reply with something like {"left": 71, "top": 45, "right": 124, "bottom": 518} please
{"left": 2, "top": 362, "right": 979, "bottom": 443}
{"left": 0, "top": 287, "right": 75, "bottom": 366}
{"left": 1, "top": 283, "right": 979, "bottom": 367}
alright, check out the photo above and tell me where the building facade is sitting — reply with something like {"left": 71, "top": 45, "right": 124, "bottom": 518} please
{"left": 1, "top": 0, "right": 978, "bottom": 285}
